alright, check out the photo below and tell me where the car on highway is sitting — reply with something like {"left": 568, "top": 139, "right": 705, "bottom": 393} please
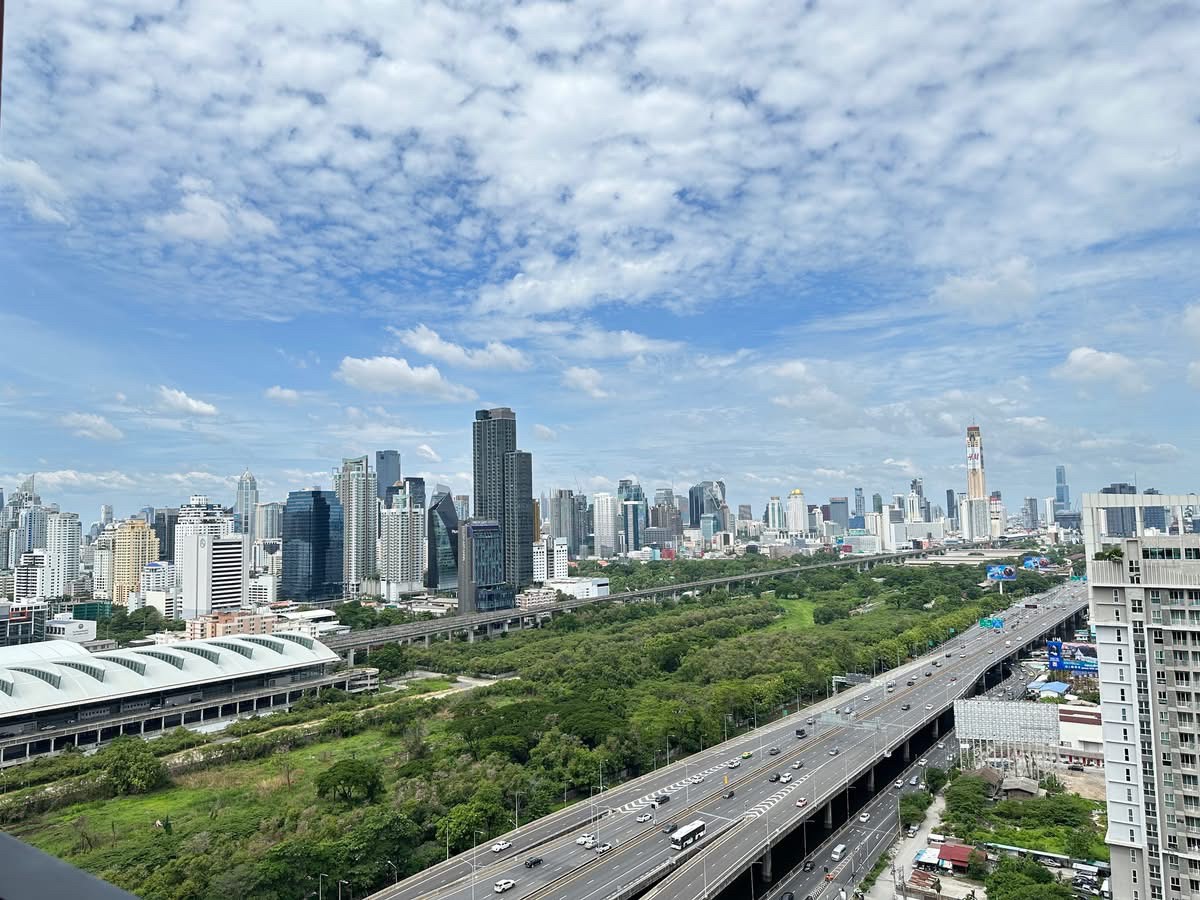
{"left": 926, "top": 703, "right": 934, "bottom": 711}
{"left": 859, "top": 812, "right": 871, "bottom": 823}
{"left": 723, "top": 790, "right": 735, "bottom": 799}
{"left": 806, "top": 716, "right": 815, "bottom": 725}
{"left": 727, "top": 759, "right": 741, "bottom": 769}
{"left": 910, "top": 776, "right": 920, "bottom": 786}
{"left": 662, "top": 823, "right": 677, "bottom": 834}
{"left": 582, "top": 838, "right": 598, "bottom": 849}
{"left": 636, "top": 813, "right": 653, "bottom": 823}
{"left": 802, "top": 860, "right": 815, "bottom": 872}
{"left": 933, "top": 661, "right": 941, "bottom": 668}
{"left": 654, "top": 794, "right": 670, "bottom": 804}
{"left": 491, "top": 840, "right": 512, "bottom": 853}
{"left": 576, "top": 833, "right": 596, "bottom": 845}
{"left": 741, "top": 751, "right": 754, "bottom": 759}
{"left": 924, "top": 671, "right": 932, "bottom": 677}
{"left": 937, "top": 742, "right": 945, "bottom": 750}
{"left": 769, "top": 747, "right": 781, "bottom": 755}
{"left": 523, "top": 857, "right": 542, "bottom": 868}
{"left": 596, "top": 843, "right": 613, "bottom": 854}
{"left": 900, "top": 703, "right": 911, "bottom": 710}
{"left": 988, "top": 648, "right": 994, "bottom": 654}
{"left": 494, "top": 879, "right": 516, "bottom": 893}
{"left": 791, "top": 760, "right": 804, "bottom": 769}
{"left": 689, "top": 774, "right": 704, "bottom": 784}
{"left": 780, "top": 773, "right": 793, "bottom": 784}
{"left": 861, "top": 695, "right": 871, "bottom": 702}
{"left": 843, "top": 705, "right": 853, "bottom": 714}
{"left": 795, "top": 797, "right": 809, "bottom": 808}
{"left": 918, "top": 758, "right": 929, "bottom": 767}
{"left": 768, "top": 773, "right": 781, "bottom": 782}
{"left": 894, "top": 779, "right": 905, "bottom": 788}
{"left": 906, "top": 679, "right": 915, "bottom": 686}
{"left": 829, "top": 747, "right": 840, "bottom": 756}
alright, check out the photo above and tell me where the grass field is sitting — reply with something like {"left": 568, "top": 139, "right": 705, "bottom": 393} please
{"left": 769, "top": 598, "right": 816, "bottom": 630}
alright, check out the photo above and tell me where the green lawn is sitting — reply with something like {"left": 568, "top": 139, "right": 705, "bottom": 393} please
{"left": 769, "top": 598, "right": 816, "bottom": 630}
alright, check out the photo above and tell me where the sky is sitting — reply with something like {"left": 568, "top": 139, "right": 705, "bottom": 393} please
{"left": 1, "top": 0, "right": 1199, "bottom": 522}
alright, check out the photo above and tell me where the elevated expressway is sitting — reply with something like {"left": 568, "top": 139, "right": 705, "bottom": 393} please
{"left": 370, "top": 582, "right": 1087, "bottom": 900}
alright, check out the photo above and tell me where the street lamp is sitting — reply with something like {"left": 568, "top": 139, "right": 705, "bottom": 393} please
{"left": 337, "top": 879, "right": 349, "bottom": 900}
{"left": 513, "top": 791, "right": 523, "bottom": 830}
{"left": 471, "top": 829, "right": 485, "bottom": 900}
{"left": 386, "top": 860, "right": 398, "bottom": 885}
{"left": 310, "top": 873, "right": 328, "bottom": 900}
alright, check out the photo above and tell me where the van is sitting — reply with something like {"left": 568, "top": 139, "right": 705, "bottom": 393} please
{"left": 831, "top": 843, "right": 847, "bottom": 862}
{"left": 906, "top": 824, "right": 919, "bottom": 838}
{"left": 927, "top": 834, "right": 946, "bottom": 845}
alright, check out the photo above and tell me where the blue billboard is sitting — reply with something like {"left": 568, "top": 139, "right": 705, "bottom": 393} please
{"left": 979, "top": 616, "right": 1005, "bottom": 629}
{"left": 1023, "top": 556, "right": 1052, "bottom": 570}
{"left": 1047, "top": 640, "right": 1098, "bottom": 674}
{"left": 987, "top": 564, "right": 1017, "bottom": 581}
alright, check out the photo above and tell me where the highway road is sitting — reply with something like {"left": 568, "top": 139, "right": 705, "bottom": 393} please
{"left": 369, "top": 583, "right": 1086, "bottom": 900}
{"left": 760, "top": 731, "right": 959, "bottom": 900}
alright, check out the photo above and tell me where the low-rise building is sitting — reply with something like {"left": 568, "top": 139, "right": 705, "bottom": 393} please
{"left": 545, "top": 577, "right": 609, "bottom": 599}
{"left": 0, "top": 600, "right": 48, "bottom": 648}
{"left": 44, "top": 616, "right": 96, "bottom": 643}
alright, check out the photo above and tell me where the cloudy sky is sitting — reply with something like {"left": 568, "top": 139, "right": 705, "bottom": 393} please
{"left": 1, "top": 1, "right": 1198, "bottom": 520}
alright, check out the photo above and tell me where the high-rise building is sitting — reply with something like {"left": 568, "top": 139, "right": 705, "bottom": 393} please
{"left": 1022, "top": 497, "right": 1039, "bottom": 529}
{"left": 829, "top": 496, "right": 850, "bottom": 529}
{"left": 592, "top": 492, "right": 620, "bottom": 558}
{"left": 945, "top": 489, "right": 957, "bottom": 524}
{"left": 1084, "top": 492, "right": 1200, "bottom": 900}
{"left": 965, "top": 425, "right": 986, "bottom": 500}
{"left": 574, "top": 494, "right": 590, "bottom": 556}
{"left": 458, "top": 520, "right": 513, "bottom": 613}
{"left": 903, "top": 491, "right": 922, "bottom": 524}
{"left": 174, "top": 495, "right": 233, "bottom": 598}
{"left": 91, "top": 528, "right": 114, "bottom": 600}
{"left": 44, "top": 511, "right": 81, "bottom": 599}
{"left": 533, "top": 537, "right": 568, "bottom": 582}
{"left": 1142, "top": 488, "right": 1167, "bottom": 532}
{"left": 235, "top": 469, "right": 258, "bottom": 541}
{"left": 379, "top": 493, "right": 425, "bottom": 600}
{"left": 140, "top": 561, "right": 175, "bottom": 594}
{"left": 872, "top": 493, "right": 883, "bottom": 514}
{"left": 1054, "top": 464, "right": 1070, "bottom": 515}
{"left": 0, "top": 599, "right": 48, "bottom": 647}
{"left": 737, "top": 503, "right": 753, "bottom": 521}
{"left": 178, "top": 532, "right": 247, "bottom": 619}
{"left": 654, "top": 487, "right": 675, "bottom": 507}
{"left": 472, "top": 408, "right": 533, "bottom": 588}
{"left": 650, "top": 500, "right": 683, "bottom": 537}
{"left": 375, "top": 450, "right": 401, "bottom": 504}
{"left": 113, "top": 519, "right": 160, "bottom": 605}
{"left": 549, "top": 489, "right": 578, "bottom": 557}
{"left": 425, "top": 491, "right": 460, "bottom": 591}
{"left": 764, "top": 496, "right": 785, "bottom": 530}
{"left": 254, "top": 501, "right": 285, "bottom": 541}
{"left": 13, "top": 550, "right": 49, "bottom": 601}
{"left": 152, "top": 508, "right": 179, "bottom": 562}
{"left": 281, "top": 489, "right": 344, "bottom": 602}
{"left": 853, "top": 488, "right": 865, "bottom": 518}
{"left": 334, "top": 456, "right": 378, "bottom": 597}
{"left": 621, "top": 500, "right": 643, "bottom": 553}
{"left": 503, "top": 450, "right": 533, "bottom": 588}
{"left": 531, "top": 498, "right": 542, "bottom": 543}
{"left": 786, "top": 490, "right": 807, "bottom": 536}
{"left": 617, "top": 480, "right": 648, "bottom": 527}
{"left": 100, "top": 504, "right": 113, "bottom": 526}
{"left": 1100, "top": 482, "right": 1138, "bottom": 536}
{"left": 403, "top": 476, "right": 426, "bottom": 513}
{"left": 453, "top": 495, "right": 470, "bottom": 522}
{"left": 688, "top": 481, "right": 726, "bottom": 528}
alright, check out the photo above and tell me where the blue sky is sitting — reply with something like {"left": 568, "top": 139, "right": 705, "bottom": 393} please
{"left": 1, "top": 0, "right": 1199, "bottom": 521}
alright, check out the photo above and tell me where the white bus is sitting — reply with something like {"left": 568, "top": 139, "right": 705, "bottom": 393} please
{"left": 671, "top": 820, "right": 707, "bottom": 851}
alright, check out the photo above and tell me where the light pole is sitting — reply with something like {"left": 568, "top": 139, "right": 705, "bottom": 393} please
{"left": 513, "top": 791, "right": 523, "bottom": 830}
{"left": 386, "top": 860, "right": 398, "bottom": 885}
{"left": 337, "top": 880, "right": 349, "bottom": 900}
{"left": 471, "top": 829, "right": 485, "bottom": 900}
{"left": 312, "top": 873, "right": 327, "bottom": 900}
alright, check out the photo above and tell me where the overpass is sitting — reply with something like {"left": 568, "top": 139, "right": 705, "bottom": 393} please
{"left": 324, "top": 544, "right": 981, "bottom": 661}
{"left": 368, "top": 582, "right": 1088, "bottom": 900}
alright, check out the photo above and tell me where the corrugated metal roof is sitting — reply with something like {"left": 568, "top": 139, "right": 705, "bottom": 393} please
{"left": 0, "top": 634, "right": 337, "bottom": 718}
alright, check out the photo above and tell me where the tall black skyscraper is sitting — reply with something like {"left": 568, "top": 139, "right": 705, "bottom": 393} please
{"left": 281, "top": 489, "right": 344, "bottom": 601}
{"left": 472, "top": 408, "right": 532, "bottom": 589}
{"left": 1054, "top": 464, "right": 1071, "bottom": 515}
{"left": 853, "top": 488, "right": 865, "bottom": 518}
{"left": 425, "top": 491, "right": 460, "bottom": 591}
{"left": 1100, "top": 482, "right": 1138, "bottom": 537}
{"left": 152, "top": 508, "right": 179, "bottom": 562}
{"left": 945, "top": 489, "right": 957, "bottom": 523}
{"left": 375, "top": 450, "right": 401, "bottom": 504}
{"left": 458, "top": 520, "right": 513, "bottom": 613}
{"left": 403, "top": 476, "right": 426, "bottom": 511}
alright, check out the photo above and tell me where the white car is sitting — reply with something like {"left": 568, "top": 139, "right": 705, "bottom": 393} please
{"left": 491, "top": 840, "right": 512, "bottom": 853}
{"left": 918, "top": 758, "right": 929, "bottom": 767}
{"left": 791, "top": 761, "right": 803, "bottom": 770}
{"left": 937, "top": 742, "right": 945, "bottom": 750}
{"left": 690, "top": 775, "right": 704, "bottom": 784}
{"left": 583, "top": 838, "right": 598, "bottom": 850}
{"left": 780, "top": 773, "right": 793, "bottom": 784}
{"left": 636, "top": 813, "right": 652, "bottom": 823}
{"left": 494, "top": 880, "right": 515, "bottom": 894}
{"left": 727, "top": 759, "right": 741, "bottom": 769}
{"left": 596, "top": 842, "right": 613, "bottom": 854}
{"left": 894, "top": 779, "right": 905, "bottom": 788}
{"left": 859, "top": 812, "right": 871, "bottom": 823}
{"left": 925, "top": 704, "right": 934, "bottom": 711}
{"left": 796, "top": 797, "right": 809, "bottom": 808}
{"left": 576, "top": 833, "right": 596, "bottom": 845}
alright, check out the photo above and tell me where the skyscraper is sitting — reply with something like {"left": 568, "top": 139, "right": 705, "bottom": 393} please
{"left": 549, "top": 489, "right": 578, "bottom": 557}
{"left": 281, "top": 489, "right": 344, "bottom": 602}
{"left": 425, "top": 491, "right": 460, "bottom": 591}
{"left": 1100, "top": 482, "right": 1138, "bottom": 536}
{"left": 403, "top": 476, "right": 426, "bottom": 512}
{"left": 872, "top": 493, "right": 883, "bottom": 514}
{"left": 375, "top": 450, "right": 401, "bottom": 504}
{"left": 458, "top": 520, "right": 513, "bottom": 613}
{"left": 113, "top": 519, "right": 160, "bottom": 605}
{"left": 592, "top": 492, "right": 620, "bottom": 557}
{"left": 334, "top": 456, "right": 378, "bottom": 597}
{"left": 764, "top": 496, "right": 785, "bottom": 530}
{"left": 100, "top": 504, "right": 113, "bottom": 526}
{"left": 621, "top": 500, "right": 643, "bottom": 553}
{"left": 1142, "top": 488, "right": 1167, "bottom": 532}
{"left": 737, "top": 503, "right": 753, "bottom": 521}
{"left": 254, "top": 501, "right": 285, "bottom": 541}
{"left": 1022, "top": 497, "right": 1039, "bottom": 529}
{"left": 654, "top": 487, "right": 675, "bottom": 507}
{"left": 1054, "top": 464, "right": 1070, "bottom": 515}
{"left": 829, "top": 497, "right": 850, "bottom": 529}
{"left": 178, "top": 532, "right": 247, "bottom": 619}
{"left": 174, "top": 494, "right": 233, "bottom": 597}
{"left": 472, "top": 408, "right": 533, "bottom": 589}
{"left": 152, "top": 508, "right": 178, "bottom": 562}
{"left": 44, "top": 511, "right": 81, "bottom": 599}
{"left": 945, "top": 489, "right": 957, "bottom": 523}
{"left": 453, "top": 495, "right": 470, "bottom": 521}
{"left": 965, "top": 425, "right": 986, "bottom": 500}
{"left": 235, "top": 470, "right": 258, "bottom": 541}
{"left": 380, "top": 491, "right": 426, "bottom": 599}
{"left": 853, "top": 488, "right": 865, "bottom": 518}
{"left": 617, "top": 479, "right": 648, "bottom": 526}
{"left": 786, "top": 489, "right": 807, "bottom": 536}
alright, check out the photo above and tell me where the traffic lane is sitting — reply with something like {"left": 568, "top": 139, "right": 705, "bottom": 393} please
{"left": 377, "top": 593, "right": 1083, "bottom": 899}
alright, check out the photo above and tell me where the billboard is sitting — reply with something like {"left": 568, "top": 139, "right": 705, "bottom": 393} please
{"left": 980, "top": 616, "right": 1005, "bottom": 629}
{"left": 1047, "top": 640, "right": 1098, "bottom": 674}
{"left": 987, "top": 564, "right": 1017, "bottom": 581}
{"left": 1022, "top": 556, "right": 1052, "bottom": 570}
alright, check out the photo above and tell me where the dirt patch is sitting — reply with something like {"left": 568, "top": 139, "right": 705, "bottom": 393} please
{"left": 1059, "top": 769, "right": 1106, "bottom": 802}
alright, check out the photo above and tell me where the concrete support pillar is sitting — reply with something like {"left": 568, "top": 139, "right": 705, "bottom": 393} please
{"left": 347, "top": 648, "right": 356, "bottom": 667}
{"left": 867, "top": 768, "right": 875, "bottom": 793}
{"left": 762, "top": 847, "right": 773, "bottom": 883}
{"left": 424, "top": 634, "right": 432, "bottom": 647}
{"left": 467, "top": 629, "right": 475, "bottom": 643}
{"left": 933, "top": 718, "right": 940, "bottom": 739}
{"left": 825, "top": 802, "right": 834, "bottom": 828}
{"left": 904, "top": 740, "right": 911, "bottom": 763}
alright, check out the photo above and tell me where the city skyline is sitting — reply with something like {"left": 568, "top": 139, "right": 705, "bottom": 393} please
{"left": 3, "top": 4, "right": 1199, "bottom": 518}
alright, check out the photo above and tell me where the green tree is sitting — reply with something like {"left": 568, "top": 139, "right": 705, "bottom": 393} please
{"left": 369, "top": 643, "right": 410, "bottom": 677}
{"left": 316, "top": 758, "right": 384, "bottom": 804}
{"left": 1040, "top": 773, "right": 1066, "bottom": 795}
{"left": 320, "top": 710, "right": 362, "bottom": 738}
{"left": 924, "top": 765, "right": 949, "bottom": 794}
{"left": 966, "top": 848, "right": 989, "bottom": 880}
{"left": 1065, "top": 827, "right": 1093, "bottom": 861}
{"left": 985, "top": 856, "right": 1072, "bottom": 900}
{"left": 98, "top": 737, "right": 168, "bottom": 795}
{"left": 899, "top": 791, "right": 934, "bottom": 826}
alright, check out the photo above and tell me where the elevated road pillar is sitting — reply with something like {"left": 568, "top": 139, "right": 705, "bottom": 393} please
{"left": 347, "top": 648, "right": 356, "bottom": 666}
{"left": 933, "top": 718, "right": 940, "bottom": 739}
{"left": 867, "top": 767, "right": 875, "bottom": 792}
{"left": 762, "top": 847, "right": 773, "bottom": 882}
{"left": 904, "top": 740, "right": 911, "bottom": 763}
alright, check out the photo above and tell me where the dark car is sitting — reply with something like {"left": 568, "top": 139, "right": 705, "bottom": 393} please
{"left": 901, "top": 703, "right": 911, "bottom": 710}
{"left": 769, "top": 747, "right": 781, "bottom": 755}
{"left": 662, "top": 822, "right": 677, "bottom": 834}
{"left": 655, "top": 794, "right": 670, "bottom": 804}
{"left": 924, "top": 671, "right": 933, "bottom": 677}
{"left": 906, "top": 680, "right": 915, "bottom": 686}
{"left": 723, "top": 790, "right": 735, "bottom": 799}
{"left": 802, "top": 861, "right": 815, "bottom": 872}
{"left": 768, "top": 773, "right": 780, "bottom": 782}
{"left": 795, "top": 728, "right": 807, "bottom": 738}
{"left": 524, "top": 857, "right": 543, "bottom": 869}
{"left": 782, "top": 893, "right": 795, "bottom": 900}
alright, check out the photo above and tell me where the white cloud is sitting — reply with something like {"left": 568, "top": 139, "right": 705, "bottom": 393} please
{"left": 156, "top": 385, "right": 219, "bottom": 416}
{"left": 533, "top": 423, "right": 557, "bottom": 441}
{"left": 60, "top": 412, "right": 123, "bottom": 441}
{"left": 415, "top": 443, "right": 442, "bottom": 462}
{"left": 881, "top": 457, "right": 920, "bottom": 477}
{"left": 557, "top": 326, "right": 684, "bottom": 359}
{"left": 390, "top": 324, "right": 529, "bottom": 370}
{"left": 1052, "top": 346, "right": 1146, "bottom": 392}
{"left": 0, "top": 156, "right": 71, "bottom": 224}
{"left": 144, "top": 179, "right": 278, "bottom": 244}
{"left": 562, "top": 366, "right": 609, "bottom": 399}
{"left": 333, "top": 356, "right": 477, "bottom": 402}
{"left": 264, "top": 385, "right": 301, "bottom": 403}
{"left": 931, "top": 257, "right": 1036, "bottom": 320}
